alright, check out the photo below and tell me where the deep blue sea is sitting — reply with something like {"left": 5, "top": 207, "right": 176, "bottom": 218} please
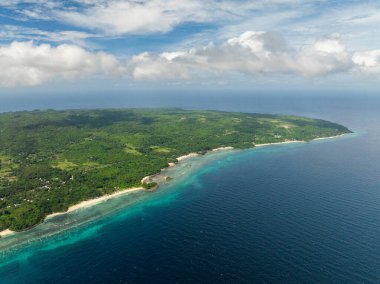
{"left": 0, "top": 91, "right": 380, "bottom": 283}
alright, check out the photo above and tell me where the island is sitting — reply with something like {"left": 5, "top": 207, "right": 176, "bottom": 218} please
{"left": 0, "top": 108, "right": 351, "bottom": 234}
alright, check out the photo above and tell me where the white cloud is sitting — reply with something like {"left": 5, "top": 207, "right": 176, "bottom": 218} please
{"left": 1, "top": 31, "right": 380, "bottom": 87}
{"left": 0, "top": 25, "right": 98, "bottom": 47}
{"left": 129, "top": 52, "right": 190, "bottom": 80}
{"left": 54, "top": 0, "right": 326, "bottom": 37}
{"left": 0, "top": 41, "right": 120, "bottom": 86}
{"left": 16, "top": 7, "right": 52, "bottom": 20}
{"left": 58, "top": 0, "right": 208, "bottom": 35}
{"left": 3, "top": 0, "right": 380, "bottom": 55}
{"left": 198, "top": 1, "right": 380, "bottom": 55}
{"left": 0, "top": 0, "right": 60, "bottom": 8}
{"left": 295, "top": 36, "right": 353, "bottom": 77}
{"left": 353, "top": 50, "right": 380, "bottom": 74}
{"left": 128, "top": 32, "right": 355, "bottom": 80}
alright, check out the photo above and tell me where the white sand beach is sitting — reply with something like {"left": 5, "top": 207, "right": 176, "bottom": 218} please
{"left": 211, "top": 146, "right": 234, "bottom": 151}
{"left": 313, "top": 134, "right": 346, "bottom": 141}
{"left": 0, "top": 229, "right": 15, "bottom": 238}
{"left": 46, "top": 187, "right": 144, "bottom": 219}
{"left": 176, "top": 153, "right": 199, "bottom": 161}
{"left": 254, "top": 140, "right": 306, "bottom": 147}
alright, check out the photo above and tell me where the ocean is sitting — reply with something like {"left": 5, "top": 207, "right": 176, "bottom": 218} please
{"left": 0, "top": 91, "right": 379, "bottom": 283}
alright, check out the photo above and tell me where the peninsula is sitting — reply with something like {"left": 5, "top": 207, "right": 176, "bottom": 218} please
{"left": 0, "top": 109, "right": 351, "bottom": 233}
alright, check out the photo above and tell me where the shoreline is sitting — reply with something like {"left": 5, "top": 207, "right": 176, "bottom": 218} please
{"left": 254, "top": 140, "right": 305, "bottom": 147}
{"left": 45, "top": 186, "right": 145, "bottom": 220}
{"left": 176, "top": 153, "right": 199, "bottom": 161}
{"left": 254, "top": 133, "right": 348, "bottom": 147}
{"left": 312, "top": 133, "right": 347, "bottom": 141}
{"left": 211, "top": 146, "right": 235, "bottom": 152}
{"left": 0, "top": 133, "right": 347, "bottom": 239}
{"left": 1, "top": 187, "right": 145, "bottom": 238}
{"left": 0, "top": 229, "right": 14, "bottom": 238}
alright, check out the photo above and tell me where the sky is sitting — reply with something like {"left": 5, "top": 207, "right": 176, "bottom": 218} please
{"left": 0, "top": 0, "right": 380, "bottom": 93}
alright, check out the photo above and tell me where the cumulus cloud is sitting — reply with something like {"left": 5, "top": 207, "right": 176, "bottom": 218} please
{"left": 295, "top": 35, "right": 353, "bottom": 77}
{"left": 1, "top": 31, "right": 380, "bottom": 87}
{"left": 128, "top": 31, "right": 355, "bottom": 80}
{"left": 0, "top": 41, "right": 120, "bottom": 86}
{"left": 129, "top": 52, "right": 190, "bottom": 80}
{"left": 353, "top": 50, "right": 380, "bottom": 74}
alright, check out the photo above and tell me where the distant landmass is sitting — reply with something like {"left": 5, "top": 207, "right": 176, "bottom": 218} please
{"left": 0, "top": 109, "right": 351, "bottom": 233}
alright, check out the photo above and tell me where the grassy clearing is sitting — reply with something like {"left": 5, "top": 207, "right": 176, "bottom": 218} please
{"left": 52, "top": 160, "right": 78, "bottom": 171}
{"left": 0, "top": 154, "right": 17, "bottom": 180}
{"left": 151, "top": 146, "right": 172, "bottom": 153}
{"left": 124, "top": 144, "right": 142, "bottom": 155}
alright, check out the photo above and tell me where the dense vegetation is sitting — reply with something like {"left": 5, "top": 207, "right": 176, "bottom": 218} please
{"left": 0, "top": 108, "right": 350, "bottom": 232}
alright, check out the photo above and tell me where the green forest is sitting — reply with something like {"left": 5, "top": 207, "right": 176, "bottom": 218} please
{"left": 0, "top": 108, "right": 351, "bottom": 232}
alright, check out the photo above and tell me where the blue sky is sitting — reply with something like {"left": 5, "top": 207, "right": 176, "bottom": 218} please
{"left": 0, "top": 0, "right": 380, "bottom": 92}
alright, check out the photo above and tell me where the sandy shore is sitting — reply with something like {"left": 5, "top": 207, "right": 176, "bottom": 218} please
{"left": 176, "top": 153, "right": 199, "bottom": 161}
{"left": 254, "top": 140, "right": 306, "bottom": 147}
{"left": 46, "top": 187, "right": 144, "bottom": 219}
{"left": 0, "top": 187, "right": 145, "bottom": 238}
{"left": 0, "top": 229, "right": 15, "bottom": 238}
{"left": 313, "top": 134, "right": 346, "bottom": 141}
{"left": 211, "top": 146, "right": 234, "bottom": 151}
{"left": 254, "top": 133, "right": 348, "bottom": 147}
{"left": 174, "top": 148, "right": 233, "bottom": 164}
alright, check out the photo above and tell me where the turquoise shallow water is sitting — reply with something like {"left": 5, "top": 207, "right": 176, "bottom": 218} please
{"left": 0, "top": 94, "right": 380, "bottom": 283}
